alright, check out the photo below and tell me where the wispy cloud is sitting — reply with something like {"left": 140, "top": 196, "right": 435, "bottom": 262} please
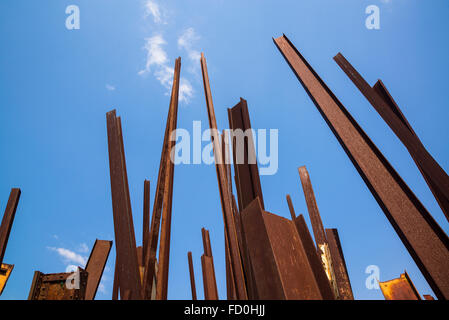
{"left": 138, "top": 35, "right": 194, "bottom": 103}
{"left": 48, "top": 247, "right": 87, "bottom": 266}
{"left": 178, "top": 28, "right": 201, "bottom": 62}
{"left": 105, "top": 84, "right": 116, "bottom": 91}
{"left": 144, "top": 0, "right": 163, "bottom": 23}
{"left": 77, "top": 243, "right": 89, "bottom": 253}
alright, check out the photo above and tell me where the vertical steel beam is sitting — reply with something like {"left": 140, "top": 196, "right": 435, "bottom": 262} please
{"left": 200, "top": 53, "right": 248, "bottom": 299}
{"left": 142, "top": 58, "right": 181, "bottom": 300}
{"left": 201, "top": 228, "right": 218, "bottom": 300}
{"left": 142, "top": 180, "right": 150, "bottom": 262}
{"left": 325, "top": 228, "right": 354, "bottom": 300}
{"left": 187, "top": 251, "right": 197, "bottom": 300}
{"left": 106, "top": 110, "right": 142, "bottom": 300}
{"left": 334, "top": 54, "right": 449, "bottom": 223}
{"left": 228, "top": 98, "right": 265, "bottom": 212}
{"left": 85, "top": 240, "right": 113, "bottom": 300}
{"left": 0, "top": 188, "right": 21, "bottom": 267}
{"left": 274, "top": 34, "right": 449, "bottom": 299}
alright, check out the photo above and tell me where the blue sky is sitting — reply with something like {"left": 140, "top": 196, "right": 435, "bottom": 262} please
{"left": 1, "top": 0, "right": 448, "bottom": 300}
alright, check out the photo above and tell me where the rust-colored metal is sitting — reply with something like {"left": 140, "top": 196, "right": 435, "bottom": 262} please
{"left": 228, "top": 98, "right": 265, "bottom": 212}
{"left": 379, "top": 271, "right": 421, "bottom": 300}
{"left": 106, "top": 110, "right": 142, "bottom": 300}
{"left": 142, "top": 57, "right": 181, "bottom": 300}
{"left": 187, "top": 251, "right": 197, "bottom": 300}
{"left": 423, "top": 294, "right": 435, "bottom": 300}
{"left": 84, "top": 239, "right": 113, "bottom": 300}
{"left": 200, "top": 52, "right": 248, "bottom": 300}
{"left": 0, "top": 188, "right": 21, "bottom": 267}
{"left": 201, "top": 228, "right": 218, "bottom": 300}
{"left": 334, "top": 54, "right": 449, "bottom": 223}
{"left": 274, "top": 34, "right": 449, "bottom": 300}
{"left": 224, "top": 230, "right": 237, "bottom": 300}
{"left": 325, "top": 228, "right": 354, "bottom": 300}
{"left": 0, "top": 263, "right": 14, "bottom": 296}
{"left": 112, "top": 258, "right": 118, "bottom": 300}
{"left": 286, "top": 194, "right": 296, "bottom": 221}
{"left": 28, "top": 268, "right": 88, "bottom": 300}
{"left": 143, "top": 180, "right": 150, "bottom": 261}
{"left": 241, "top": 197, "right": 324, "bottom": 299}
{"left": 294, "top": 214, "right": 335, "bottom": 300}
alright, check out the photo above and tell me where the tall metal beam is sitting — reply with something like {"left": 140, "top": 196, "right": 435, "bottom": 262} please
{"left": 142, "top": 180, "right": 150, "bottom": 261}
{"left": 325, "top": 228, "right": 354, "bottom": 300}
{"left": 85, "top": 240, "right": 113, "bottom": 300}
{"left": 201, "top": 228, "right": 218, "bottom": 300}
{"left": 106, "top": 110, "right": 142, "bottom": 300}
{"left": 142, "top": 57, "right": 181, "bottom": 300}
{"left": 334, "top": 54, "right": 449, "bottom": 223}
{"left": 200, "top": 53, "right": 248, "bottom": 299}
{"left": 187, "top": 251, "right": 197, "bottom": 300}
{"left": 274, "top": 34, "right": 449, "bottom": 299}
{"left": 0, "top": 188, "right": 21, "bottom": 267}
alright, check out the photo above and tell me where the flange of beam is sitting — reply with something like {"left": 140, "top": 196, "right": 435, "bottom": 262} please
{"left": 85, "top": 239, "right": 113, "bottom": 300}
{"left": 187, "top": 251, "right": 197, "bottom": 300}
{"left": 273, "top": 34, "right": 449, "bottom": 300}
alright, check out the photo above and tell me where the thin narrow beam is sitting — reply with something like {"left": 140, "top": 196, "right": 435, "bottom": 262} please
{"left": 0, "top": 188, "right": 21, "bottom": 266}
{"left": 286, "top": 194, "right": 296, "bottom": 220}
{"left": 200, "top": 53, "right": 247, "bottom": 299}
{"left": 334, "top": 54, "right": 449, "bottom": 223}
{"left": 85, "top": 240, "right": 113, "bottom": 300}
{"left": 143, "top": 58, "right": 181, "bottom": 300}
{"left": 201, "top": 228, "right": 218, "bottom": 300}
{"left": 274, "top": 34, "right": 449, "bottom": 299}
{"left": 143, "top": 180, "right": 150, "bottom": 260}
{"left": 187, "top": 251, "right": 197, "bottom": 300}
{"left": 325, "top": 228, "right": 354, "bottom": 300}
{"left": 106, "top": 110, "right": 142, "bottom": 300}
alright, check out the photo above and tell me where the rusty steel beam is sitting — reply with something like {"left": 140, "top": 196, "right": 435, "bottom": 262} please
{"left": 85, "top": 240, "right": 113, "bottom": 300}
{"left": 286, "top": 194, "right": 296, "bottom": 221}
{"left": 112, "top": 258, "right": 118, "bottom": 300}
{"left": 187, "top": 251, "right": 197, "bottom": 300}
{"left": 0, "top": 188, "right": 21, "bottom": 267}
{"left": 106, "top": 110, "right": 142, "bottom": 300}
{"left": 334, "top": 54, "right": 449, "bottom": 223}
{"left": 201, "top": 228, "right": 218, "bottom": 300}
{"left": 325, "top": 228, "right": 354, "bottom": 300}
{"left": 423, "top": 294, "right": 435, "bottom": 300}
{"left": 228, "top": 98, "right": 265, "bottom": 212}
{"left": 274, "top": 34, "right": 449, "bottom": 299}
{"left": 241, "top": 197, "right": 325, "bottom": 299}
{"left": 0, "top": 263, "right": 14, "bottom": 296}
{"left": 294, "top": 214, "right": 335, "bottom": 300}
{"left": 142, "top": 58, "right": 181, "bottom": 300}
{"left": 200, "top": 52, "right": 248, "bottom": 300}
{"left": 143, "top": 180, "right": 150, "bottom": 261}
{"left": 379, "top": 271, "right": 421, "bottom": 300}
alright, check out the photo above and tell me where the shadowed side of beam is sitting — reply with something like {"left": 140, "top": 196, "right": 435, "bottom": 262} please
{"left": 187, "top": 251, "right": 197, "bottom": 300}
{"left": 85, "top": 240, "right": 113, "bottom": 300}
{"left": 0, "top": 188, "right": 21, "bottom": 267}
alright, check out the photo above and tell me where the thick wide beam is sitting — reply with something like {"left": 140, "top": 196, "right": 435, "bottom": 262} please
{"left": 379, "top": 272, "right": 421, "bottom": 300}
{"left": 274, "top": 34, "right": 449, "bottom": 299}
{"left": 106, "top": 111, "right": 142, "bottom": 300}
{"left": 334, "top": 54, "right": 449, "bottom": 223}
{"left": 200, "top": 53, "right": 247, "bottom": 299}
{"left": 85, "top": 240, "right": 113, "bottom": 300}
{"left": 0, "top": 188, "right": 21, "bottom": 266}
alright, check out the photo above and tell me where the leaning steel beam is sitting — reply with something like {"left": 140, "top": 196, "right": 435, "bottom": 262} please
{"left": 85, "top": 240, "right": 113, "bottom": 300}
{"left": 379, "top": 271, "right": 421, "bottom": 300}
{"left": 156, "top": 57, "right": 181, "bottom": 300}
{"left": 325, "top": 228, "right": 354, "bottom": 300}
{"left": 298, "top": 166, "right": 338, "bottom": 297}
{"left": 142, "top": 57, "right": 181, "bottom": 300}
{"left": 106, "top": 110, "right": 142, "bottom": 300}
{"left": 274, "top": 34, "right": 449, "bottom": 299}
{"left": 200, "top": 52, "right": 248, "bottom": 299}
{"left": 228, "top": 98, "right": 265, "bottom": 212}
{"left": 0, "top": 188, "right": 21, "bottom": 267}
{"left": 187, "top": 251, "right": 197, "bottom": 300}
{"left": 334, "top": 54, "right": 449, "bottom": 223}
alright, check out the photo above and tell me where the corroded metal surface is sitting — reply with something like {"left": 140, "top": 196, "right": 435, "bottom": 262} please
{"left": 326, "top": 228, "right": 354, "bottom": 300}
{"left": 274, "top": 34, "right": 449, "bottom": 300}
{"left": 334, "top": 54, "right": 449, "bottom": 223}
{"left": 201, "top": 228, "right": 218, "bottom": 300}
{"left": 201, "top": 52, "right": 247, "bottom": 300}
{"left": 379, "top": 272, "right": 421, "bottom": 300}
{"left": 85, "top": 239, "right": 113, "bottom": 300}
{"left": 187, "top": 251, "right": 197, "bottom": 300}
{"left": 0, "top": 188, "right": 21, "bottom": 267}
{"left": 0, "top": 263, "right": 14, "bottom": 295}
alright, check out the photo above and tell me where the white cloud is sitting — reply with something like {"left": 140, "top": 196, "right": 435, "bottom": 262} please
{"left": 105, "top": 84, "right": 116, "bottom": 91}
{"left": 178, "top": 28, "right": 201, "bottom": 62}
{"left": 144, "top": 0, "right": 163, "bottom": 23}
{"left": 380, "top": 0, "right": 391, "bottom": 3}
{"left": 78, "top": 243, "right": 89, "bottom": 253}
{"left": 139, "top": 35, "right": 194, "bottom": 104}
{"left": 48, "top": 247, "right": 87, "bottom": 267}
